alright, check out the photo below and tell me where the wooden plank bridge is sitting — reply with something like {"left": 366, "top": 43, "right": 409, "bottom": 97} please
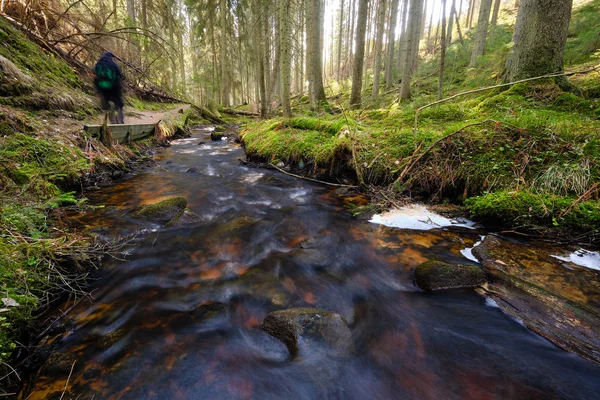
{"left": 84, "top": 123, "right": 156, "bottom": 145}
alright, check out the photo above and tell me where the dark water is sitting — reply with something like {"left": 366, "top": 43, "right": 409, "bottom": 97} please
{"left": 24, "top": 127, "right": 600, "bottom": 399}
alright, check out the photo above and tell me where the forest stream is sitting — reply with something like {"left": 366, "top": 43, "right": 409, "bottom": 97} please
{"left": 21, "top": 126, "right": 600, "bottom": 399}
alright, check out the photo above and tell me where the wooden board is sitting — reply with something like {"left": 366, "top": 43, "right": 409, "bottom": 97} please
{"left": 84, "top": 123, "right": 156, "bottom": 144}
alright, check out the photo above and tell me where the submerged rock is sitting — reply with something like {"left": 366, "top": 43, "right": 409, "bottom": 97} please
{"left": 133, "top": 196, "right": 187, "bottom": 222}
{"left": 260, "top": 308, "right": 353, "bottom": 357}
{"left": 414, "top": 261, "right": 486, "bottom": 291}
{"left": 166, "top": 208, "right": 203, "bottom": 227}
{"left": 472, "top": 235, "right": 600, "bottom": 366}
{"left": 210, "top": 131, "right": 224, "bottom": 141}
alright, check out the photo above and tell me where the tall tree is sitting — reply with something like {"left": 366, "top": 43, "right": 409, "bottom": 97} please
{"left": 446, "top": 0, "right": 456, "bottom": 44}
{"left": 371, "top": 0, "right": 387, "bottom": 99}
{"left": 469, "top": 0, "right": 493, "bottom": 66}
{"left": 506, "top": 0, "right": 573, "bottom": 86}
{"left": 399, "top": 0, "right": 424, "bottom": 100}
{"left": 438, "top": 0, "right": 447, "bottom": 99}
{"left": 337, "top": 0, "right": 345, "bottom": 80}
{"left": 491, "top": 0, "right": 501, "bottom": 26}
{"left": 350, "top": 0, "right": 369, "bottom": 107}
{"left": 307, "top": 0, "right": 327, "bottom": 107}
{"left": 280, "top": 0, "right": 292, "bottom": 117}
{"left": 384, "top": 0, "right": 400, "bottom": 88}
{"left": 219, "top": 0, "right": 230, "bottom": 106}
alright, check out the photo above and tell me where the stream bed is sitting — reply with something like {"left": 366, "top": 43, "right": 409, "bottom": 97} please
{"left": 23, "top": 126, "right": 600, "bottom": 399}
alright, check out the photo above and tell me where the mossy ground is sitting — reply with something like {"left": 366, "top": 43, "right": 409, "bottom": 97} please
{"left": 240, "top": 1, "right": 600, "bottom": 239}
{"left": 0, "top": 15, "right": 204, "bottom": 384}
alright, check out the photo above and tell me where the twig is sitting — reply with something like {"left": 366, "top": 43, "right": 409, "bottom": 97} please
{"left": 558, "top": 182, "right": 600, "bottom": 220}
{"left": 59, "top": 361, "right": 76, "bottom": 400}
{"left": 412, "top": 64, "right": 600, "bottom": 147}
{"left": 268, "top": 163, "right": 357, "bottom": 188}
{"left": 0, "top": 360, "right": 20, "bottom": 382}
{"left": 397, "top": 120, "right": 502, "bottom": 182}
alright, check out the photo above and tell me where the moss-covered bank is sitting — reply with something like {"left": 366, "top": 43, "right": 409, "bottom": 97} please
{"left": 240, "top": 1, "right": 600, "bottom": 241}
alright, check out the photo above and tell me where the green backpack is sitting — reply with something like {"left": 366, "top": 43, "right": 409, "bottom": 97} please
{"left": 95, "top": 63, "right": 117, "bottom": 90}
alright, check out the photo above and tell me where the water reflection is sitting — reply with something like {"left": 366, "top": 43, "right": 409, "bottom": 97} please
{"left": 23, "top": 127, "right": 600, "bottom": 399}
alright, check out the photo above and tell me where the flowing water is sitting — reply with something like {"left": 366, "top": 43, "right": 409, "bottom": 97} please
{"left": 24, "top": 127, "right": 600, "bottom": 399}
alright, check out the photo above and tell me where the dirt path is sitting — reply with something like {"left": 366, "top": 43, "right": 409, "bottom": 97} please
{"left": 89, "top": 103, "right": 190, "bottom": 125}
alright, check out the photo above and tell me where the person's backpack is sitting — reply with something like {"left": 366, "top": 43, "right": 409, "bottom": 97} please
{"left": 94, "top": 62, "right": 117, "bottom": 90}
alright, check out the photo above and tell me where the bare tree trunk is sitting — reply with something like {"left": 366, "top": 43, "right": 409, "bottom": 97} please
{"left": 447, "top": 0, "right": 456, "bottom": 44}
{"left": 438, "top": 0, "right": 447, "bottom": 99}
{"left": 280, "top": 0, "right": 292, "bottom": 117}
{"left": 399, "top": 0, "right": 424, "bottom": 100}
{"left": 385, "top": 0, "right": 400, "bottom": 88}
{"left": 363, "top": 0, "right": 374, "bottom": 91}
{"left": 506, "top": 0, "right": 573, "bottom": 87}
{"left": 411, "top": 0, "right": 425, "bottom": 71}
{"left": 126, "top": 0, "right": 135, "bottom": 23}
{"left": 261, "top": 4, "right": 271, "bottom": 110}
{"left": 219, "top": 0, "right": 230, "bottom": 106}
{"left": 255, "top": 0, "right": 268, "bottom": 117}
{"left": 491, "top": 0, "right": 501, "bottom": 26}
{"left": 469, "top": 0, "right": 492, "bottom": 66}
{"left": 345, "top": 0, "right": 357, "bottom": 78}
{"left": 371, "top": 0, "right": 387, "bottom": 99}
{"left": 396, "top": 0, "right": 409, "bottom": 73}
{"left": 307, "top": 0, "right": 327, "bottom": 107}
{"left": 337, "top": 0, "right": 345, "bottom": 81}
{"left": 350, "top": 0, "right": 369, "bottom": 107}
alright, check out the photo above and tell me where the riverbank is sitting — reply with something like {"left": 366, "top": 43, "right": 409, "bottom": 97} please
{"left": 238, "top": 1, "right": 600, "bottom": 245}
{"left": 0, "top": 14, "right": 207, "bottom": 391}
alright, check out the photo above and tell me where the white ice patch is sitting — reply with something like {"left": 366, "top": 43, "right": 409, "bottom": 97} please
{"left": 485, "top": 297, "right": 500, "bottom": 308}
{"left": 551, "top": 249, "right": 600, "bottom": 271}
{"left": 460, "top": 236, "right": 486, "bottom": 263}
{"left": 369, "top": 204, "right": 477, "bottom": 231}
{"left": 241, "top": 172, "right": 264, "bottom": 184}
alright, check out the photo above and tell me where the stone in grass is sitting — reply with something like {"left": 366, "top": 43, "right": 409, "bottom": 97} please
{"left": 133, "top": 196, "right": 187, "bottom": 222}
{"left": 414, "top": 260, "right": 486, "bottom": 291}
{"left": 260, "top": 308, "right": 353, "bottom": 357}
{"left": 166, "top": 208, "right": 203, "bottom": 227}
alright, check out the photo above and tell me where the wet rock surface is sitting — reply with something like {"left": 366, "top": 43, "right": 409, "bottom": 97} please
{"left": 414, "top": 261, "right": 486, "bottom": 291}
{"left": 165, "top": 208, "right": 203, "bottom": 227}
{"left": 261, "top": 308, "right": 353, "bottom": 357}
{"left": 132, "top": 196, "right": 187, "bottom": 222}
{"left": 473, "top": 235, "right": 600, "bottom": 365}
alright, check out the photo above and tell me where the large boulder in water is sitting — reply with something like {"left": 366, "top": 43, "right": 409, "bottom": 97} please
{"left": 414, "top": 261, "right": 486, "bottom": 291}
{"left": 260, "top": 308, "right": 353, "bottom": 357}
{"left": 133, "top": 196, "right": 187, "bottom": 222}
{"left": 472, "top": 235, "right": 600, "bottom": 366}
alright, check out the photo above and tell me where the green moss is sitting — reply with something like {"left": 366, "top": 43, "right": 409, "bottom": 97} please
{"left": 465, "top": 190, "right": 600, "bottom": 230}
{"left": 133, "top": 196, "right": 188, "bottom": 221}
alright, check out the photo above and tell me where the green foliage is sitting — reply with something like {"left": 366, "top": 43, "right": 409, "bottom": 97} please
{"left": 565, "top": 0, "right": 600, "bottom": 66}
{"left": 465, "top": 190, "right": 600, "bottom": 230}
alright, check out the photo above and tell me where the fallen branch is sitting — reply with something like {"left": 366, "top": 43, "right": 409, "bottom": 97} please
{"left": 558, "top": 182, "right": 600, "bottom": 220}
{"left": 412, "top": 63, "right": 600, "bottom": 147}
{"left": 221, "top": 108, "right": 259, "bottom": 117}
{"left": 397, "top": 120, "right": 503, "bottom": 182}
{"left": 268, "top": 163, "right": 357, "bottom": 188}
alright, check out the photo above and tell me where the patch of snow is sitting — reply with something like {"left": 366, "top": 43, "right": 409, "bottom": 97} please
{"left": 460, "top": 236, "right": 486, "bottom": 262}
{"left": 369, "top": 204, "right": 477, "bottom": 231}
{"left": 552, "top": 249, "right": 600, "bottom": 271}
{"left": 484, "top": 297, "right": 499, "bottom": 308}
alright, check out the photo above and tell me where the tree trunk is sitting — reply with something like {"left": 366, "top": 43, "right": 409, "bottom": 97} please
{"left": 399, "top": 0, "right": 424, "bottom": 100}
{"left": 307, "top": 0, "right": 327, "bottom": 107}
{"left": 371, "top": 0, "right": 387, "bottom": 99}
{"left": 280, "top": 0, "right": 292, "bottom": 117}
{"left": 126, "top": 0, "right": 136, "bottom": 23}
{"left": 469, "top": 0, "right": 493, "bottom": 66}
{"left": 350, "top": 0, "right": 369, "bottom": 108}
{"left": 255, "top": 0, "right": 268, "bottom": 117}
{"left": 491, "top": 0, "right": 501, "bottom": 26}
{"left": 337, "top": 0, "right": 345, "bottom": 81}
{"left": 446, "top": 0, "right": 456, "bottom": 44}
{"left": 438, "top": 0, "right": 447, "bottom": 100}
{"left": 506, "top": 0, "right": 573, "bottom": 85}
{"left": 396, "top": 0, "right": 409, "bottom": 73}
{"left": 261, "top": 4, "right": 271, "bottom": 111}
{"left": 385, "top": 0, "right": 400, "bottom": 88}
{"left": 219, "top": 0, "right": 230, "bottom": 106}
